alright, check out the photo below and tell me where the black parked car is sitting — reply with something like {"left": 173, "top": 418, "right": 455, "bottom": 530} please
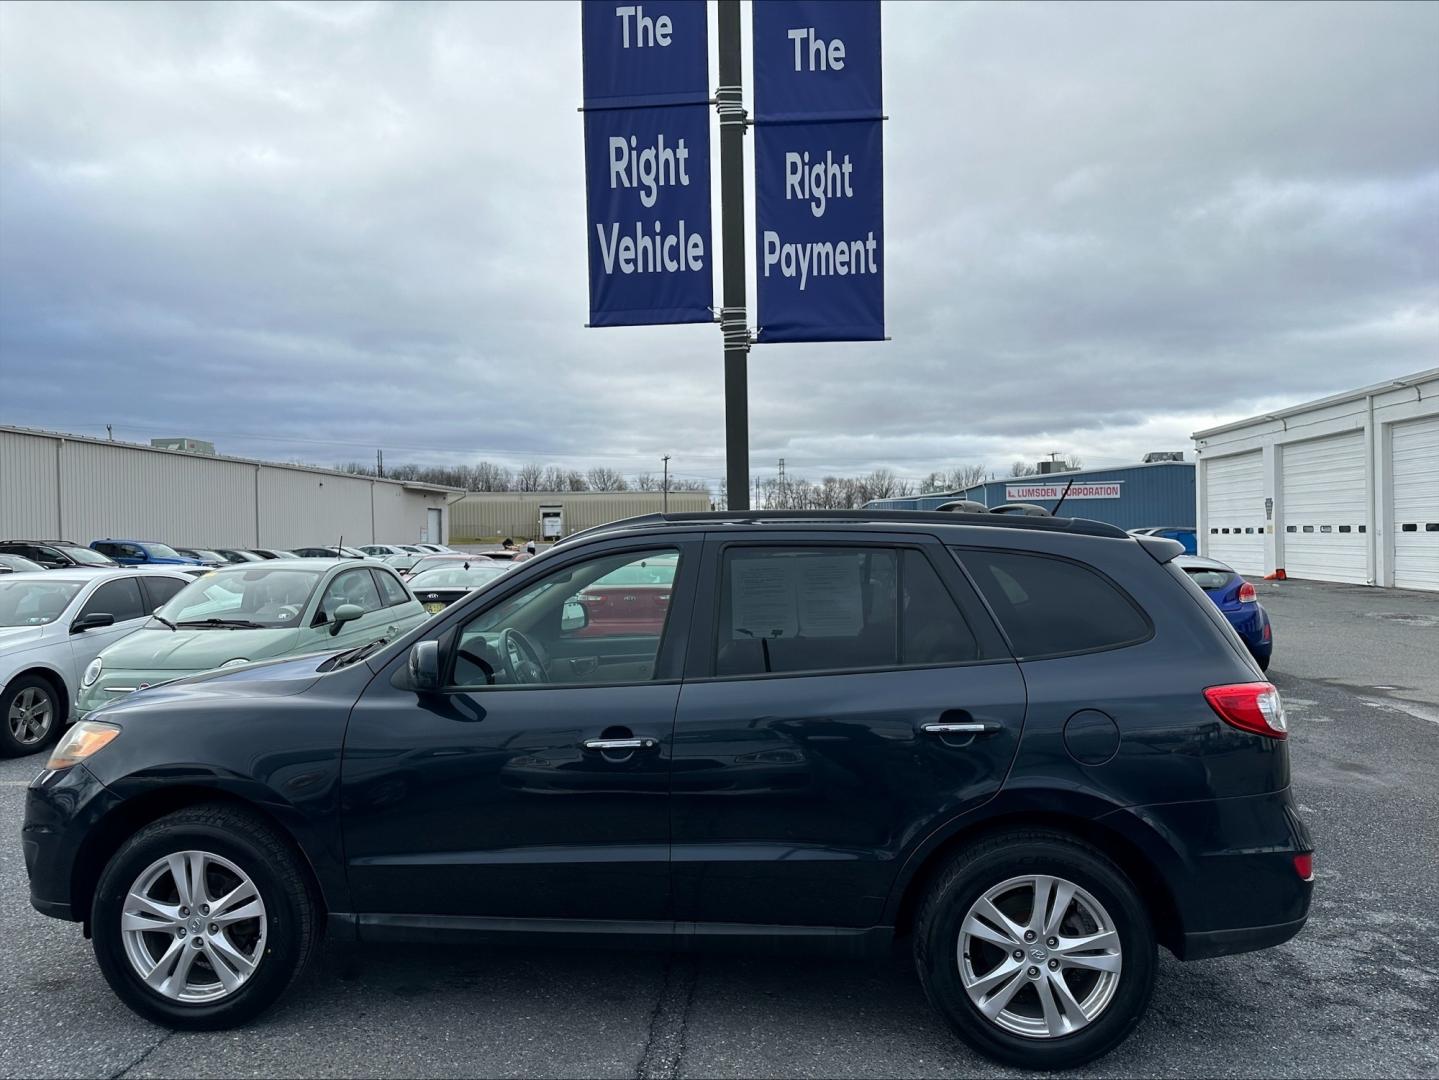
{"left": 0, "top": 539, "right": 118, "bottom": 569}
{"left": 23, "top": 511, "right": 1311, "bottom": 1069}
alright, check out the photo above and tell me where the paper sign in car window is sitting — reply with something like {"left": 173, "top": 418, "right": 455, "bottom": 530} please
{"left": 795, "top": 556, "right": 863, "bottom": 637}
{"left": 730, "top": 557, "right": 798, "bottom": 640}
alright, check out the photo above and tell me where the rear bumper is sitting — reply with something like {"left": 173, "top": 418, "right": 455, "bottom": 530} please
{"left": 1182, "top": 916, "right": 1308, "bottom": 960}
{"left": 1100, "top": 786, "right": 1313, "bottom": 961}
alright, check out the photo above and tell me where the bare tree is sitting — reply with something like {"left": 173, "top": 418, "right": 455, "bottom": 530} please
{"left": 633, "top": 472, "right": 660, "bottom": 491}
{"left": 470, "top": 461, "right": 513, "bottom": 491}
{"left": 948, "top": 463, "right": 988, "bottom": 490}
{"left": 587, "top": 466, "right": 628, "bottom": 491}
{"left": 514, "top": 463, "right": 544, "bottom": 492}
{"left": 1009, "top": 461, "right": 1038, "bottom": 478}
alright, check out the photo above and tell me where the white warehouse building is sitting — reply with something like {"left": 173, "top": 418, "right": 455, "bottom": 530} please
{"left": 0, "top": 426, "right": 461, "bottom": 550}
{"left": 1192, "top": 369, "right": 1439, "bottom": 591}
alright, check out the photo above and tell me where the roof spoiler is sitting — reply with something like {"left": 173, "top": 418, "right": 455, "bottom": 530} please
{"left": 1135, "top": 534, "right": 1185, "bottom": 564}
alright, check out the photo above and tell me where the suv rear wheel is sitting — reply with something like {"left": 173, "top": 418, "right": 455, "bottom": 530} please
{"left": 91, "top": 805, "right": 318, "bottom": 1029}
{"left": 914, "top": 830, "right": 1156, "bottom": 1070}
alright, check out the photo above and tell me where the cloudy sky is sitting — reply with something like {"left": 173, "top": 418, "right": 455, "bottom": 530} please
{"left": 1, "top": 0, "right": 1435, "bottom": 490}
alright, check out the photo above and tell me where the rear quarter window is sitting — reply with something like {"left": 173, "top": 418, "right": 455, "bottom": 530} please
{"left": 953, "top": 549, "right": 1151, "bottom": 659}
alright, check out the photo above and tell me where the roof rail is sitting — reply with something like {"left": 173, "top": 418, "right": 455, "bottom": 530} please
{"left": 557, "top": 509, "right": 1129, "bottom": 546}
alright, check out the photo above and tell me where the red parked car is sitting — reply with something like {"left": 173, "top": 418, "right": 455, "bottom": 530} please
{"left": 563, "top": 552, "right": 676, "bottom": 637}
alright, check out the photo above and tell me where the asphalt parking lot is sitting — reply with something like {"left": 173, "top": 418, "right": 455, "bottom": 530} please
{"left": 2, "top": 578, "right": 1437, "bottom": 1079}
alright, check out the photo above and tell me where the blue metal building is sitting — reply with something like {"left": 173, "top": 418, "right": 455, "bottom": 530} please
{"left": 864, "top": 461, "right": 1196, "bottom": 532}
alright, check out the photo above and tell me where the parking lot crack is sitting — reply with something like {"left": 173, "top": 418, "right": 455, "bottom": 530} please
{"left": 109, "top": 1030, "right": 175, "bottom": 1080}
{"left": 635, "top": 954, "right": 698, "bottom": 1080}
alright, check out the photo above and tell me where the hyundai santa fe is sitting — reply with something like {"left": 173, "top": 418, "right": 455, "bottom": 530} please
{"left": 22, "top": 511, "right": 1312, "bottom": 1070}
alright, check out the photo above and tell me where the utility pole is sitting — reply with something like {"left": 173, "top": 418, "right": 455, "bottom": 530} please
{"left": 106, "top": 425, "right": 113, "bottom": 441}
{"left": 717, "top": 0, "right": 749, "bottom": 511}
{"left": 376, "top": 449, "right": 385, "bottom": 478}
{"left": 661, "top": 454, "right": 671, "bottom": 514}
{"left": 777, "top": 457, "right": 786, "bottom": 508}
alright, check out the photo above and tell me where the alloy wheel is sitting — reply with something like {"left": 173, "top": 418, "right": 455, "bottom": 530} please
{"left": 120, "top": 850, "right": 268, "bottom": 1003}
{"left": 957, "top": 873, "right": 1123, "bottom": 1039}
{"left": 6, "top": 686, "right": 54, "bottom": 746}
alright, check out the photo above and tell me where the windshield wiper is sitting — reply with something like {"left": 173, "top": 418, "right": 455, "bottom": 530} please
{"left": 322, "top": 637, "right": 390, "bottom": 671}
{"left": 152, "top": 613, "right": 178, "bottom": 631}
{"left": 175, "top": 618, "right": 265, "bottom": 629}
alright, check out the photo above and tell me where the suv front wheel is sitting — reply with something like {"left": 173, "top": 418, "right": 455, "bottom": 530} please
{"left": 91, "top": 805, "right": 319, "bottom": 1029}
{"left": 914, "top": 830, "right": 1156, "bottom": 1070}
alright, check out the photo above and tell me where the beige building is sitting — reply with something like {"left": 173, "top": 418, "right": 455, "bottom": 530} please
{"left": 0, "top": 426, "right": 461, "bottom": 549}
{"left": 451, "top": 490, "right": 713, "bottom": 542}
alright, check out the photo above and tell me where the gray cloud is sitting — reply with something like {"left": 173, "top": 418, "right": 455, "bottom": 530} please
{"left": 1, "top": 0, "right": 1435, "bottom": 488}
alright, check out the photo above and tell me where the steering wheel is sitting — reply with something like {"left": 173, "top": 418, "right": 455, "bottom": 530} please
{"left": 498, "top": 627, "right": 547, "bottom": 684}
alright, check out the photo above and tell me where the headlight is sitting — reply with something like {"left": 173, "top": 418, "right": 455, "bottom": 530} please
{"left": 82, "top": 657, "right": 103, "bottom": 688}
{"left": 219, "top": 658, "right": 250, "bottom": 668}
{"left": 47, "top": 721, "right": 121, "bottom": 771}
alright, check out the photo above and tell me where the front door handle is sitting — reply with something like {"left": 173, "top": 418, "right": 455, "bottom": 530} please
{"left": 920, "top": 721, "right": 1001, "bottom": 736}
{"left": 583, "top": 737, "right": 658, "bottom": 751}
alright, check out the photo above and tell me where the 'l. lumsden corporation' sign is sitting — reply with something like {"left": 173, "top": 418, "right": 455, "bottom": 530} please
{"left": 1006, "top": 483, "right": 1124, "bottom": 502}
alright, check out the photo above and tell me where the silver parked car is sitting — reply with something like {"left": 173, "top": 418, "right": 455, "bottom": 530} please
{"left": 0, "top": 568, "right": 191, "bottom": 756}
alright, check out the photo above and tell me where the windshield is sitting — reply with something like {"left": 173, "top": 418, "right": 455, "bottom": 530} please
{"left": 57, "top": 545, "right": 115, "bottom": 566}
{"left": 409, "top": 565, "right": 508, "bottom": 589}
{"left": 156, "top": 567, "right": 323, "bottom": 628}
{"left": 0, "top": 579, "right": 85, "bottom": 626}
{"left": 144, "top": 543, "right": 185, "bottom": 560}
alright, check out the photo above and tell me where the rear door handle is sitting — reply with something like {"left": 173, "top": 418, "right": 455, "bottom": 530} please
{"left": 583, "top": 737, "right": 658, "bottom": 751}
{"left": 920, "top": 721, "right": 1001, "bottom": 736}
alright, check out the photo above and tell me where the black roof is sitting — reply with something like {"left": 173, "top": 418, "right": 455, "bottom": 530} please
{"left": 559, "top": 509, "right": 1129, "bottom": 547}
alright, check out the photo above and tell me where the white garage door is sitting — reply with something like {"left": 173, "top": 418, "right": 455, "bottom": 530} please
{"left": 1204, "top": 451, "right": 1265, "bottom": 575}
{"left": 1281, "top": 431, "right": 1368, "bottom": 584}
{"left": 1391, "top": 415, "right": 1439, "bottom": 591}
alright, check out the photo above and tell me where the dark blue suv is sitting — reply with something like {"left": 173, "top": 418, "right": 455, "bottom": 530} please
{"left": 24, "top": 511, "right": 1311, "bottom": 1069}
{"left": 89, "top": 539, "right": 204, "bottom": 566}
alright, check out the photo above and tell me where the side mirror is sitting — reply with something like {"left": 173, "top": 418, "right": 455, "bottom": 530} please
{"left": 329, "top": 603, "right": 364, "bottom": 636}
{"left": 408, "top": 640, "right": 441, "bottom": 691}
{"left": 71, "top": 612, "right": 115, "bottom": 634}
{"left": 560, "top": 595, "right": 587, "bottom": 632}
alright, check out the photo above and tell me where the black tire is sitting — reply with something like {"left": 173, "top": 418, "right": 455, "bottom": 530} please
{"left": 0, "top": 673, "right": 64, "bottom": 757}
{"left": 1256, "top": 651, "right": 1271, "bottom": 672}
{"left": 914, "top": 830, "right": 1156, "bottom": 1070}
{"left": 91, "top": 804, "right": 319, "bottom": 1029}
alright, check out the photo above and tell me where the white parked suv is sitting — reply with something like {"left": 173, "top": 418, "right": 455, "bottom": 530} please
{"left": 0, "top": 567, "right": 191, "bottom": 756}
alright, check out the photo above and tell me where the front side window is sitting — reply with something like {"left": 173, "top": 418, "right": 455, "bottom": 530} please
{"left": 318, "top": 568, "right": 383, "bottom": 619}
{"left": 957, "top": 549, "right": 1150, "bottom": 659}
{"left": 80, "top": 577, "right": 147, "bottom": 623}
{"left": 451, "top": 548, "right": 681, "bottom": 689}
{"left": 142, "top": 543, "right": 183, "bottom": 560}
{"left": 714, "top": 546, "right": 980, "bottom": 677}
{"left": 141, "top": 576, "right": 188, "bottom": 610}
{"left": 158, "top": 568, "right": 322, "bottom": 628}
{"left": 0, "top": 580, "right": 84, "bottom": 626}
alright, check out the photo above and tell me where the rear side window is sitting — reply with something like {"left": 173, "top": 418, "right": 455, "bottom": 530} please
{"left": 371, "top": 569, "right": 410, "bottom": 606}
{"left": 140, "top": 576, "right": 187, "bottom": 610}
{"left": 714, "top": 546, "right": 980, "bottom": 677}
{"left": 956, "top": 550, "right": 1150, "bottom": 659}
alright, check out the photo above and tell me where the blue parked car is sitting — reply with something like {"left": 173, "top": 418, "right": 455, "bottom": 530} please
{"left": 1129, "top": 527, "right": 1197, "bottom": 555}
{"left": 1176, "top": 554, "right": 1272, "bottom": 670}
{"left": 89, "top": 539, "right": 204, "bottom": 567}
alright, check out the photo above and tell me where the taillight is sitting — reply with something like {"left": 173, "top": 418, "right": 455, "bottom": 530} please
{"left": 1204, "top": 682, "right": 1287, "bottom": 739}
{"left": 1237, "top": 581, "right": 1257, "bottom": 604}
{"left": 1293, "top": 853, "right": 1314, "bottom": 881}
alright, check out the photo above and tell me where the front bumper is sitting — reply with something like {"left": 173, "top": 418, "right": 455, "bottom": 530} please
{"left": 1101, "top": 785, "right": 1313, "bottom": 961}
{"left": 22, "top": 763, "right": 124, "bottom": 922}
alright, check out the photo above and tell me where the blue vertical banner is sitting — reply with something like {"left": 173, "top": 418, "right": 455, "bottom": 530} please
{"left": 752, "top": 0, "right": 885, "bottom": 343}
{"left": 582, "top": 1, "right": 713, "bottom": 327}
